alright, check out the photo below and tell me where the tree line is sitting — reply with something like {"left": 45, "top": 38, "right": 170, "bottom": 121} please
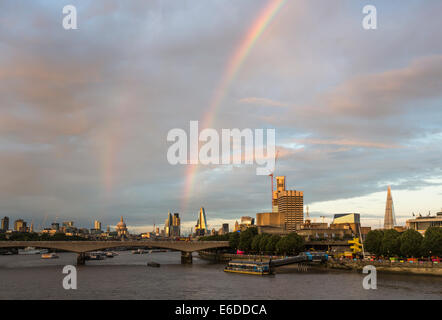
{"left": 199, "top": 227, "right": 305, "bottom": 256}
{"left": 364, "top": 227, "right": 442, "bottom": 258}
{"left": 0, "top": 232, "right": 86, "bottom": 241}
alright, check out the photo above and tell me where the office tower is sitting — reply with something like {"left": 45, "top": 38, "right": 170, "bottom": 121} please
{"left": 1, "top": 216, "right": 9, "bottom": 232}
{"left": 171, "top": 213, "right": 181, "bottom": 237}
{"left": 14, "top": 219, "right": 27, "bottom": 232}
{"left": 258, "top": 176, "right": 304, "bottom": 232}
{"left": 384, "top": 186, "right": 396, "bottom": 229}
{"left": 164, "top": 211, "right": 173, "bottom": 237}
{"left": 51, "top": 222, "right": 60, "bottom": 231}
{"left": 222, "top": 223, "right": 229, "bottom": 234}
{"left": 195, "top": 207, "right": 208, "bottom": 236}
{"left": 275, "top": 176, "right": 304, "bottom": 232}
{"left": 94, "top": 220, "right": 102, "bottom": 231}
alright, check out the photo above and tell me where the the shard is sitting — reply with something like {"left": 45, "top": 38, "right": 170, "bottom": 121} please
{"left": 384, "top": 186, "right": 396, "bottom": 229}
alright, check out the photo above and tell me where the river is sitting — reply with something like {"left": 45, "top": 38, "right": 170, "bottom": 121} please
{"left": 0, "top": 251, "right": 440, "bottom": 299}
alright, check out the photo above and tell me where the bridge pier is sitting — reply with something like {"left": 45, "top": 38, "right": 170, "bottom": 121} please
{"left": 181, "top": 251, "right": 193, "bottom": 264}
{"left": 77, "top": 253, "right": 86, "bottom": 265}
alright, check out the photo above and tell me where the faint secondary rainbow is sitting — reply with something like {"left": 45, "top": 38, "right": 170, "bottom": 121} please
{"left": 181, "top": 0, "right": 287, "bottom": 212}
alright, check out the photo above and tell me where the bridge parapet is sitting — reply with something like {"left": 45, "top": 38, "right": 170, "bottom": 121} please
{"left": 0, "top": 240, "right": 230, "bottom": 254}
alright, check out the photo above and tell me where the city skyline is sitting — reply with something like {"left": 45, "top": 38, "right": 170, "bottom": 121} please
{"left": 0, "top": 1, "right": 441, "bottom": 231}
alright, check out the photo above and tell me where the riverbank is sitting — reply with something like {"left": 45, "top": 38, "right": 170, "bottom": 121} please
{"left": 327, "top": 259, "right": 442, "bottom": 276}
{"left": 198, "top": 251, "right": 442, "bottom": 276}
{"left": 198, "top": 250, "right": 284, "bottom": 263}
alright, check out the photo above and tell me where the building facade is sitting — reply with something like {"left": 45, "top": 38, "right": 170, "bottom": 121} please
{"left": 258, "top": 176, "right": 304, "bottom": 232}
{"left": 195, "top": 207, "right": 208, "bottom": 236}
{"left": 1, "top": 216, "right": 9, "bottom": 232}
{"left": 115, "top": 216, "right": 128, "bottom": 238}
{"left": 14, "top": 219, "right": 27, "bottom": 232}
{"left": 406, "top": 212, "right": 442, "bottom": 234}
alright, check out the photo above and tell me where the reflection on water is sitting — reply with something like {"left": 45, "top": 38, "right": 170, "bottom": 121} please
{"left": 0, "top": 251, "right": 441, "bottom": 300}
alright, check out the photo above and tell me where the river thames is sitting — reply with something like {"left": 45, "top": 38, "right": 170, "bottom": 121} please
{"left": 0, "top": 251, "right": 441, "bottom": 300}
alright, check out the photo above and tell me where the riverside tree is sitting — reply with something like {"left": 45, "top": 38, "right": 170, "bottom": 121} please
{"left": 364, "top": 230, "right": 384, "bottom": 257}
{"left": 381, "top": 229, "right": 401, "bottom": 256}
{"left": 238, "top": 227, "right": 258, "bottom": 251}
{"left": 228, "top": 232, "right": 240, "bottom": 250}
{"left": 265, "top": 234, "right": 281, "bottom": 253}
{"left": 422, "top": 227, "right": 442, "bottom": 256}
{"left": 400, "top": 229, "right": 423, "bottom": 257}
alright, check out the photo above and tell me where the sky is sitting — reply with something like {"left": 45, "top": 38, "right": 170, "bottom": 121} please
{"left": 0, "top": 0, "right": 441, "bottom": 233}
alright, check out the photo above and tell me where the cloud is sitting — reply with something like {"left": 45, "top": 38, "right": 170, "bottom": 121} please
{"left": 323, "top": 55, "right": 442, "bottom": 118}
{"left": 238, "top": 97, "right": 289, "bottom": 107}
{"left": 293, "top": 138, "right": 400, "bottom": 149}
{"left": 0, "top": 0, "right": 441, "bottom": 231}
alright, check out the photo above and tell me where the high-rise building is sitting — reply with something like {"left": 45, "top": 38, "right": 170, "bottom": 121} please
{"left": 222, "top": 223, "right": 229, "bottom": 234}
{"left": 94, "top": 220, "right": 102, "bottom": 231}
{"left": 171, "top": 213, "right": 181, "bottom": 237}
{"left": 164, "top": 211, "right": 173, "bottom": 237}
{"left": 233, "top": 220, "right": 240, "bottom": 232}
{"left": 14, "top": 219, "right": 27, "bottom": 232}
{"left": 62, "top": 221, "right": 74, "bottom": 228}
{"left": 195, "top": 207, "right": 208, "bottom": 236}
{"left": 275, "top": 176, "right": 304, "bottom": 232}
{"left": 51, "top": 222, "right": 60, "bottom": 231}
{"left": 1, "top": 216, "right": 9, "bottom": 232}
{"left": 384, "top": 186, "right": 396, "bottom": 229}
{"left": 258, "top": 176, "right": 304, "bottom": 232}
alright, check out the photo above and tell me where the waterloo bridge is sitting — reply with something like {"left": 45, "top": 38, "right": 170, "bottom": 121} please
{"left": 0, "top": 240, "right": 230, "bottom": 265}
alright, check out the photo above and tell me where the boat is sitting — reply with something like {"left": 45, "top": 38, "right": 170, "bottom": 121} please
{"left": 86, "top": 252, "right": 106, "bottom": 260}
{"left": 147, "top": 262, "right": 161, "bottom": 268}
{"left": 132, "top": 249, "right": 148, "bottom": 254}
{"left": 224, "top": 260, "right": 271, "bottom": 275}
{"left": 41, "top": 253, "right": 59, "bottom": 259}
{"left": 19, "top": 247, "right": 42, "bottom": 255}
{"left": 105, "top": 252, "right": 118, "bottom": 258}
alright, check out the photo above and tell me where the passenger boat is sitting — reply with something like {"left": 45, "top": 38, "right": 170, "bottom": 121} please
{"left": 224, "top": 260, "right": 271, "bottom": 275}
{"left": 41, "top": 253, "right": 59, "bottom": 259}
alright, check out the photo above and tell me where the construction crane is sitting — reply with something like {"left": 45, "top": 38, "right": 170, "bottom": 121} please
{"left": 268, "top": 150, "right": 279, "bottom": 209}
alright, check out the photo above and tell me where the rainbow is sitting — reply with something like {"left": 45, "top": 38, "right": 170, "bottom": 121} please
{"left": 181, "top": 0, "right": 287, "bottom": 212}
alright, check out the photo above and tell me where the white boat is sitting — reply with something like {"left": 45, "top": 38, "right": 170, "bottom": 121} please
{"left": 19, "top": 247, "right": 46, "bottom": 255}
{"left": 132, "top": 249, "right": 148, "bottom": 254}
{"left": 41, "top": 253, "right": 59, "bottom": 259}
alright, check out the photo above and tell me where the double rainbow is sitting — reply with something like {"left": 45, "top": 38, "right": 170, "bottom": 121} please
{"left": 181, "top": 0, "right": 287, "bottom": 212}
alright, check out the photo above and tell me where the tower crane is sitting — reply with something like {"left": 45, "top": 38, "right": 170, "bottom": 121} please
{"left": 268, "top": 150, "right": 279, "bottom": 209}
